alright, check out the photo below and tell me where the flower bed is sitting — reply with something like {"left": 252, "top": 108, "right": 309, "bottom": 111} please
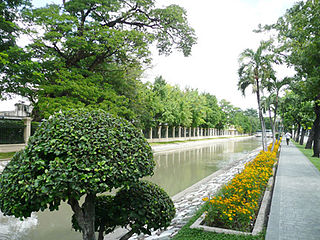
{"left": 201, "top": 140, "right": 280, "bottom": 232}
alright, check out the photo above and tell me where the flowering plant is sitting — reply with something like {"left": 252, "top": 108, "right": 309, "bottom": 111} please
{"left": 202, "top": 140, "right": 280, "bottom": 232}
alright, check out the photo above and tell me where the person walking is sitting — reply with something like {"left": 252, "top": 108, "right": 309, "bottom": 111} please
{"left": 285, "top": 132, "right": 291, "bottom": 145}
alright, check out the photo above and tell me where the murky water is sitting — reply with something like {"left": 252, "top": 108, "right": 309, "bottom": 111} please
{"left": 0, "top": 137, "right": 261, "bottom": 240}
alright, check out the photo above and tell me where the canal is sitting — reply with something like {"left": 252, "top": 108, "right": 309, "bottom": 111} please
{"left": 0, "top": 137, "right": 261, "bottom": 240}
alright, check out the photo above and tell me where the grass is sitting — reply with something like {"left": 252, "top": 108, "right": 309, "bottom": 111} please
{"left": 149, "top": 135, "right": 249, "bottom": 146}
{"left": 293, "top": 141, "right": 320, "bottom": 171}
{"left": 0, "top": 152, "right": 16, "bottom": 159}
{"left": 172, "top": 203, "right": 266, "bottom": 240}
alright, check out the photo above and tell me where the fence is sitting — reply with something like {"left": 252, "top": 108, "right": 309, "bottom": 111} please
{"left": 143, "top": 126, "right": 240, "bottom": 143}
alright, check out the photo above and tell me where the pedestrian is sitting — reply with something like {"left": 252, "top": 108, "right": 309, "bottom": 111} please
{"left": 285, "top": 132, "right": 291, "bottom": 145}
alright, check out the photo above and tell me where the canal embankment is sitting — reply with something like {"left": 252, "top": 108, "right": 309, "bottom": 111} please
{"left": 0, "top": 135, "right": 265, "bottom": 240}
{"left": 151, "top": 135, "right": 253, "bottom": 153}
{"left": 108, "top": 136, "right": 266, "bottom": 240}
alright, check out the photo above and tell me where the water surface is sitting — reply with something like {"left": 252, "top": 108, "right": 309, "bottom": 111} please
{"left": 0, "top": 137, "right": 261, "bottom": 240}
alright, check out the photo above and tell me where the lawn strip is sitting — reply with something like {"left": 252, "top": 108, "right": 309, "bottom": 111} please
{"left": 292, "top": 141, "right": 320, "bottom": 171}
{"left": 0, "top": 152, "right": 16, "bottom": 160}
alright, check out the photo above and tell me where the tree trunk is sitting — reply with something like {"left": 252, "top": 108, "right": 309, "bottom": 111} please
{"left": 312, "top": 100, "right": 320, "bottom": 158}
{"left": 295, "top": 123, "right": 301, "bottom": 143}
{"left": 98, "top": 224, "right": 105, "bottom": 240}
{"left": 120, "top": 230, "right": 134, "bottom": 240}
{"left": 68, "top": 194, "right": 96, "bottom": 240}
{"left": 256, "top": 77, "right": 267, "bottom": 151}
{"left": 306, "top": 125, "right": 314, "bottom": 149}
{"left": 268, "top": 107, "right": 275, "bottom": 151}
{"left": 271, "top": 91, "right": 280, "bottom": 151}
{"left": 299, "top": 127, "right": 306, "bottom": 145}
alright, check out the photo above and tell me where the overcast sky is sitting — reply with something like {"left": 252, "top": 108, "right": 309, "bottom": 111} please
{"left": 0, "top": 0, "right": 297, "bottom": 111}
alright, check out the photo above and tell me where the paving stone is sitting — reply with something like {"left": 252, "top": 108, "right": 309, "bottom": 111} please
{"left": 266, "top": 144, "right": 320, "bottom": 240}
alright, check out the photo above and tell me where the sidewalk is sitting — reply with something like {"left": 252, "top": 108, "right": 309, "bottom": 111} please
{"left": 266, "top": 143, "right": 320, "bottom": 240}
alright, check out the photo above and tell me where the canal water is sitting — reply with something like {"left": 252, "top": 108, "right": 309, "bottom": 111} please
{"left": 0, "top": 137, "right": 261, "bottom": 240}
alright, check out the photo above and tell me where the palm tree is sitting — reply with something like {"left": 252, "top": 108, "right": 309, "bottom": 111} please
{"left": 263, "top": 77, "right": 290, "bottom": 150}
{"left": 238, "top": 40, "right": 275, "bottom": 151}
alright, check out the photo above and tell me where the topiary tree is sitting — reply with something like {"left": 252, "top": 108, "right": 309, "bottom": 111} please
{"left": 72, "top": 180, "right": 175, "bottom": 240}
{"left": 0, "top": 109, "right": 155, "bottom": 240}
{"left": 115, "top": 180, "right": 176, "bottom": 240}
{"left": 72, "top": 195, "right": 124, "bottom": 240}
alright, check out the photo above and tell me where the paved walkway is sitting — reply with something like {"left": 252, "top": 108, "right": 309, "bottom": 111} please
{"left": 266, "top": 143, "right": 320, "bottom": 240}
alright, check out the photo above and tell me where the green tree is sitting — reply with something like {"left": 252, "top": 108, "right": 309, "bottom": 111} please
{"left": 238, "top": 40, "right": 276, "bottom": 151}
{"left": 185, "top": 88, "right": 206, "bottom": 127}
{"left": 264, "top": 0, "right": 320, "bottom": 156}
{"left": 262, "top": 77, "right": 289, "bottom": 150}
{"left": 72, "top": 181, "right": 175, "bottom": 240}
{"left": 0, "top": 0, "right": 31, "bottom": 100}
{"left": 0, "top": 0, "right": 30, "bottom": 51}
{"left": 0, "top": 109, "right": 156, "bottom": 240}
{"left": 243, "top": 108, "right": 260, "bottom": 134}
{"left": 278, "top": 91, "right": 314, "bottom": 145}
{"left": 1, "top": 0, "right": 196, "bottom": 120}
{"left": 202, "top": 93, "right": 222, "bottom": 128}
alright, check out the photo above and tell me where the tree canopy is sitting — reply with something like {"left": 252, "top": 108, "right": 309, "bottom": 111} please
{"left": 0, "top": 109, "right": 155, "bottom": 240}
{"left": 262, "top": 0, "right": 320, "bottom": 156}
{"left": 1, "top": 0, "right": 197, "bottom": 121}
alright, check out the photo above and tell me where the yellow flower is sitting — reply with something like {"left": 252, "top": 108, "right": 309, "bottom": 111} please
{"left": 202, "top": 197, "right": 209, "bottom": 202}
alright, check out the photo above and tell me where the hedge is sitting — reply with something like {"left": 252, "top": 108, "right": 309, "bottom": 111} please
{"left": 0, "top": 120, "right": 24, "bottom": 144}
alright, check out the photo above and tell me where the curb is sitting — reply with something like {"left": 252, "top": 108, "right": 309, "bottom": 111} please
{"left": 190, "top": 162, "right": 277, "bottom": 236}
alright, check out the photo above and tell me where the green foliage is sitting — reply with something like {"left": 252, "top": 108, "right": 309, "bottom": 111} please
{"left": 238, "top": 41, "right": 276, "bottom": 150}
{"left": 144, "top": 77, "right": 259, "bottom": 133}
{"left": 31, "top": 121, "right": 39, "bottom": 135}
{"left": 263, "top": 0, "right": 320, "bottom": 156}
{"left": 202, "top": 93, "right": 221, "bottom": 128}
{"left": 0, "top": 109, "right": 154, "bottom": 219}
{"left": 71, "top": 195, "right": 121, "bottom": 236}
{"left": 0, "top": 0, "right": 32, "bottom": 101}
{"left": 72, "top": 181, "right": 175, "bottom": 239}
{"left": 1, "top": 0, "right": 196, "bottom": 120}
{"left": 0, "top": 0, "right": 30, "bottom": 51}
{"left": 0, "top": 119, "right": 24, "bottom": 144}
{"left": 115, "top": 180, "right": 175, "bottom": 236}
{"left": 172, "top": 203, "right": 265, "bottom": 240}
{"left": 266, "top": 0, "right": 320, "bottom": 100}
{"left": 278, "top": 91, "right": 315, "bottom": 130}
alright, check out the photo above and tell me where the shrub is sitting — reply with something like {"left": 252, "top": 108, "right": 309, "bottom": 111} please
{"left": 0, "top": 109, "right": 155, "bottom": 240}
{"left": 0, "top": 120, "right": 24, "bottom": 144}
{"left": 31, "top": 121, "right": 40, "bottom": 136}
{"left": 203, "top": 141, "right": 280, "bottom": 232}
{"left": 115, "top": 180, "right": 176, "bottom": 239}
{"left": 72, "top": 181, "right": 176, "bottom": 240}
{"left": 72, "top": 195, "right": 123, "bottom": 240}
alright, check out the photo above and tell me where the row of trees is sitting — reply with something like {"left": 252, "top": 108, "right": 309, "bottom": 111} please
{"left": 0, "top": 0, "right": 259, "bottom": 135}
{"left": 238, "top": 0, "right": 320, "bottom": 157}
{"left": 0, "top": 1, "right": 259, "bottom": 240}
{"left": 143, "top": 76, "right": 259, "bottom": 134}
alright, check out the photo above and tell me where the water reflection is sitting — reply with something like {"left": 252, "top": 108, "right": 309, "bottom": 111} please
{"left": 0, "top": 212, "right": 37, "bottom": 240}
{"left": 148, "top": 138, "right": 261, "bottom": 196}
{"left": 0, "top": 137, "right": 260, "bottom": 240}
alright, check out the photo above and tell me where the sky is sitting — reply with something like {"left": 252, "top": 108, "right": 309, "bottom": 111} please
{"left": 0, "top": 0, "right": 297, "bottom": 111}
